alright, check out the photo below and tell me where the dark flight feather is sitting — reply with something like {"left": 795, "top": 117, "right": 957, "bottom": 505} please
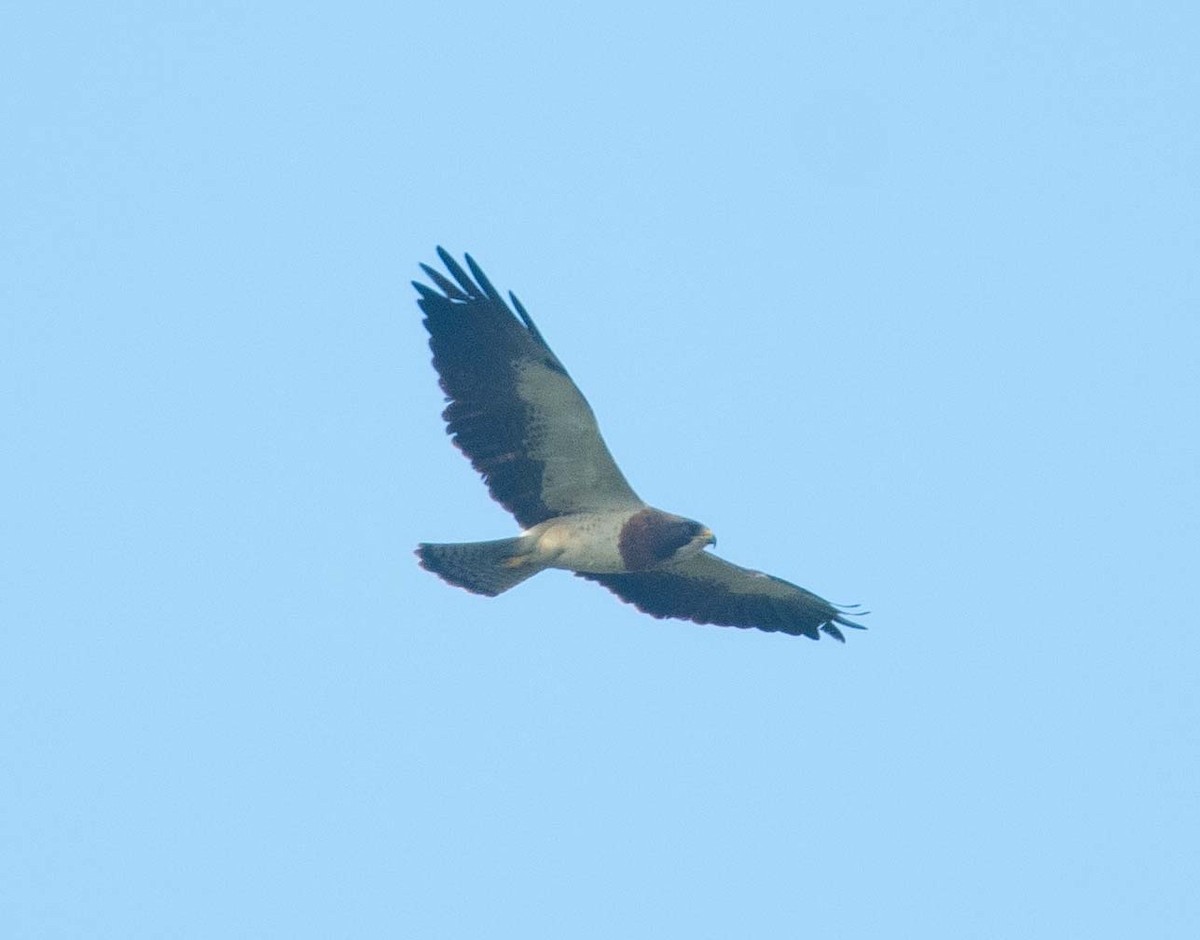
{"left": 416, "top": 248, "right": 640, "bottom": 528}
{"left": 579, "top": 553, "right": 865, "bottom": 640}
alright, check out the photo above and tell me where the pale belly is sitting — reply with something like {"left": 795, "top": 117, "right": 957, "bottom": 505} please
{"left": 527, "top": 511, "right": 633, "bottom": 573}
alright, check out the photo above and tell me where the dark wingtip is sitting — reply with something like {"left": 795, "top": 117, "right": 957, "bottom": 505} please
{"left": 464, "top": 253, "right": 505, "bottom": 306}
{"left": 835, "top": 608, "right": 869, "bottom": 631}
{"left": 412, "top": 280, "right": 438, "bottom": 301}
{"left": 435, "top": 248, "right": 480, "bottom": 299}
{"left": 420, "top": 262, "right": 470, "bottom": 301}
{"left": 822, "top": 622, "right": 847, "bottom": 642}
{"left": 509, "top": 290, "right": 550, "bottom": 347}
{"left": 509, "top": 290, "right": 531, "bottom": 324}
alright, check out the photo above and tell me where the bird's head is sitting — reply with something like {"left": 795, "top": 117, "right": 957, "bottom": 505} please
{"left": 677, "top": 519, "right": 717, "bottom": 558}
{"left": 618, "top": 509, "right": 717, "bottom": 570}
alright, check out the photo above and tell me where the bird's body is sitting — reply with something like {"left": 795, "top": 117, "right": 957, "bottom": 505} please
{"left": 413, "top": 248, "right": 864, "bottom": 641}
{"left": 520, "top": 509, "right": 711, "bottom": 575}
{"left": 525, "top": 511, "right": 643, "bottom": 575}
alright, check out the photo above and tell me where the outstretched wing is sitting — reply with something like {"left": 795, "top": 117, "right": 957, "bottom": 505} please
{"left": 414, "top": 248, "right": 643, "bottom": 528}
{"left": 579, "top": 551, "right": 865, "bottom": 640}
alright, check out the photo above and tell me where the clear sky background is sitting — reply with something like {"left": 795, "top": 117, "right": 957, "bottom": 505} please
{"left": 4, "top": 2, "right": 1198, "bottom": 937}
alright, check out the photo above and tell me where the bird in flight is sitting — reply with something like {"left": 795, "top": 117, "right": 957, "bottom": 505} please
{"left": 413, "top": 248, "right": 864, "bottom": 640}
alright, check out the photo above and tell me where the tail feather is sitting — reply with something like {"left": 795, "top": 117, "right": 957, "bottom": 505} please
{"left": 416, "top": 537, "right": 544, "bottom": 597}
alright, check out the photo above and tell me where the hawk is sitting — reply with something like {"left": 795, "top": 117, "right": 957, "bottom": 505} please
{"left": 413, "top": 248, "right": 865, "bottom": 640}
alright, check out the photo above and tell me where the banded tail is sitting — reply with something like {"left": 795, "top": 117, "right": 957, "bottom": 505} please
{"left": 416, "top": 537, "right": 545, "bottom": 597}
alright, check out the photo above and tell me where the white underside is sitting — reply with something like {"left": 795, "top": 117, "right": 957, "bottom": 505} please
{"left": 523, "top": 511, "right": 637, "bottom": 574}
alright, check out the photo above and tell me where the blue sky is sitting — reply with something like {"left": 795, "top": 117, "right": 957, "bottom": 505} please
{"left": 4, "top": 2, "right": 1198, "bottom": 936}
